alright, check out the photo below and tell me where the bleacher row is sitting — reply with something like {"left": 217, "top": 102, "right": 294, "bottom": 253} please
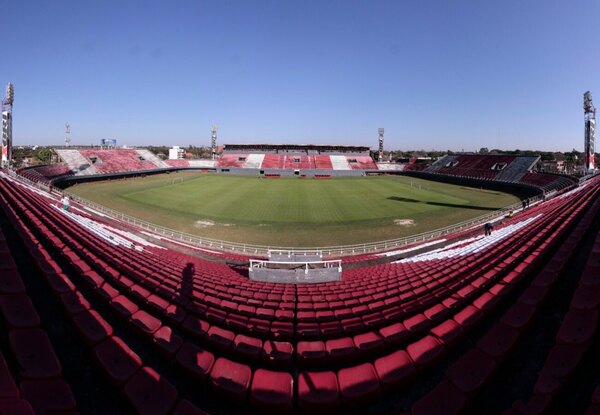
{"left": 0, "top": 172, "right": 599, "bottom": 414}
{"left": 217, "top": 154, "right": 378, "bottom": 170}
{"left": 17, "top": 164, "right": 74, "bottom": 186}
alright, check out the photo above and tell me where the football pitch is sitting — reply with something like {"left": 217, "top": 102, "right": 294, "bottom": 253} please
{"left": 66, "top": 173, "right": 521, "bottom": 247}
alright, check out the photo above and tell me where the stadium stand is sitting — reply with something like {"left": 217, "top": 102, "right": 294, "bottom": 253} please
{"left": 346, "top": 156, "right": 378, "bottom": 170}
{"left": 77, "top": 149, "right": 160, "bottom": 173}
{"left": 420, "top": 154, "right": 577, "bottom": 194}
{"left": 136, "top": 149, "right": 170, "bottom": 168}
{"left": 55, "top": 149, "right": 99, "bottom": 175}
{"left": 18, "top": 164, "right": 74, "bottom": 185}
{"left": 217, "top": 154, "right": 247, "bottom": 168}
{"left": 164, "top": 159, "right": 190, "bottom": 167}
{"left": 0, "top": 168, "right": 598, "bottom": 414}
{"left": 188, "top": 160, "right": 217, "bottom": 168}
{"left": 315, "top": 155, "right": 334, "bottom": 170}
{"left": 330, "top": 155, "right": 352, "bottom": 170}
{"left": 244, "top": 154, "right": 265, "bottom": 169}
{"left": 261, "top": 154, "right": 282, "bottom": 169}
{"left": 518, "top": 172, "right": 577, "bottom": 194}
{"left": 495, "top": 156, "right": 539, "bottom": 181}
{"left": 217, "top": 144, "right": 378, "bottom": 172}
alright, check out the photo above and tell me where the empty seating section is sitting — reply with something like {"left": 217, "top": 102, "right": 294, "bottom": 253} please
{"left": 243, "top": 154, "right": 265, "bottom": 169}
{"left": 0, "top": 219, "right": 77, "bottom": 413}
{"left": 165, "top": 159, "right": 191, "bottom": 167}
{"left": 217, "top": 153, "right": 248, "bottom": 168}
{"left": 503, "top": 220, "right": 600, "bottom": 413}
{"left": 78, "top": 149, "right": 159, "bottom": 173}
{"left": 346, "top": 156, "right": 378, "bottom": 170}
{"left": 424, "top": 154, "right": 577, "bottom": 192}
{"left": 432, "top": 155, "right": 515, "bottom": 180}
{"left": 495, "top": 156, "right": 538, "bottom": 181}
{"left": 218, "top": 153, "right": 379, "bottom": 171}
{"left": 519, "top": 172, "right": 577, "bottom": 193}
{"left": 330, "top": 155, "right": 352, "bottom": 170}
{"left": 315, "top": 155, "right": 334, "bottom": 169}
{"left": 0, "top": 170, "right": 598, "bottom": 413}
{"left": 282, "top": 155, "right": 315, "bottom": 170}
{"left": 260, "top": 154, "right": 281, "bottom": 169}
{"left": 135, "top": 149, "right": 170, "bottom": 168}
{"left": 18, "top": 164, "right": 74, "bottom": 185}
{"left": 54, "top": 148, "right": 99, "bottom": 175}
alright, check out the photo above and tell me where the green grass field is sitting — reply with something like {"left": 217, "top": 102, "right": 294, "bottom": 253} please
{"left": 66, "top": 173, "right": 520, "bottom": 247}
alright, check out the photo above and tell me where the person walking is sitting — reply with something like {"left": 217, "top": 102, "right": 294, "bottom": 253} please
{"left": 484, "top": 222, "right": 493, "bottom": 236}
{"left": 61, "top": 195, "right": 70, "bottom": 211}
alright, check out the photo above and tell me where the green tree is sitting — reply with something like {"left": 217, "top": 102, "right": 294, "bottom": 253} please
{"left": 36, "top": 148, "right": 52, "bottom": 163}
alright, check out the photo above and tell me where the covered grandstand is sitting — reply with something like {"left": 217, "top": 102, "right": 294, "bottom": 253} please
{"left": 217, "top": 144, "right": 378, "bottom": 173}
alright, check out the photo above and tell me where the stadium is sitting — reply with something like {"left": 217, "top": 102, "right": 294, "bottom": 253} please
{"left": 2, "top": 3, "right": 600, "bottom": 413}
{"left": 1, "top": 74, "right": 600, "bottom": 415}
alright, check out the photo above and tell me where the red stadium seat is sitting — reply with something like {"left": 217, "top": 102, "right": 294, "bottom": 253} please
{"left": 153, "top": 325, "right": 183, "bottom": 356}
{"left": 124, "top": 367, "right": 178, "bottom": 415}
{"left": 374, "top": 349, "right": 417, "bottom": 390}
{"left": 0, "top": 294, "right": 41, "bottom": 329}
{"left": 476, "top": 323, "right": 519, "bottom": 360}
{"left": 9, "top": 329, "right": 62, "bottom": 379}
{"left": 59, "top": 290, "right": 91, "bottom": 316}
{"left": 555, "top": 309, "right": 598, "bottom": 346}
{"left": 337, "top": 363, "right": 381, "bottom": 405}
{"left": 175, "top": 342, "right": 215, "bottom": 381}
{"left": 326, "top": 337, "right": 357, "bottom": 363}
{"left": 298, "top": 371, "right": 340, "bottom": 411}
{"left": 298, "top": 341, "right": 327, "bottom": 365}
{"left": 407, "top": 335, "right": 445, "bottom": 368}
{"left": 232, "top": 334, "right": 263, "bottom": 361}
{"left": 73, "top": 309, "right": 113, "bottom": 345}
{"left": 130, "top": 309, "right": 162, "bottom": 335}
{"left": 250, "top": 369, "right": 294, "bottom": 412}
{"left": 93, "top": 336, "right": 142, "bottom": 384}
{"left": 262, "top": 340, "right": 293, "bottom": 367}
{"left": 209, "top": 358, "right": 252, "bottom": 401}
{"left": 20, "top": 380, "right": 77, "bottom": 414}
{"left": 446, "top": 348, "right": 497, "bottom": 395}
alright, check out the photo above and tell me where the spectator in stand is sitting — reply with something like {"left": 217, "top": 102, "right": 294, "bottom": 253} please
{"left": 61, "top": 195, "right": 70, "bottom": 211}
{"left": 526, "top": 198, "right": 530, "bottom": 208}
{"left": 522, "top": 199, "right": 527, "bottom": 210}
{"left": 484, "top": 222, "right": 494, "bottom": 236}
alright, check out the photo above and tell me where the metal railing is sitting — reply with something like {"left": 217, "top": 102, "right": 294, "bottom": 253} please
{"left": 65, "top": 190, "right": 536, "bottom": 258}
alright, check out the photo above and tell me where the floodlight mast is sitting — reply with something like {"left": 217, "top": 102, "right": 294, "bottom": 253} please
{"left": 65, "top": 123, "right": 71, "bottom": 147}
{"left": 378, "top": 128, "right": 384, "bottom": 161}
{"left": 211, "top": 125, "right": 217, "bottom": 160}
{"left": 1, "top": 82, "right": 14, "bottom": 168}
{"left": 584, "top": 91, "right": 596, "bottom": 171}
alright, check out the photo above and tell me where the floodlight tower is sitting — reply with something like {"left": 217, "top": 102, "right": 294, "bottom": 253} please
{"left": 1, "top": 82, "right": 14, "bottom": 168}
{"left": 65, "top": 123, "right": 71, "bottom": 147}
{"left": 211, "top": 125, "right": 217, "bottom": 160}
{"left": 584, "top": 91, "right": 596, "bottom": 171}
{"left": 378, "top": 128, "right": 384, "bottom": 161}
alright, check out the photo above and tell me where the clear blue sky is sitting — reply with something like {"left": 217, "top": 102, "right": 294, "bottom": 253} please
{"left": 2, "top": 0, "right": 599, "bottom": 151}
